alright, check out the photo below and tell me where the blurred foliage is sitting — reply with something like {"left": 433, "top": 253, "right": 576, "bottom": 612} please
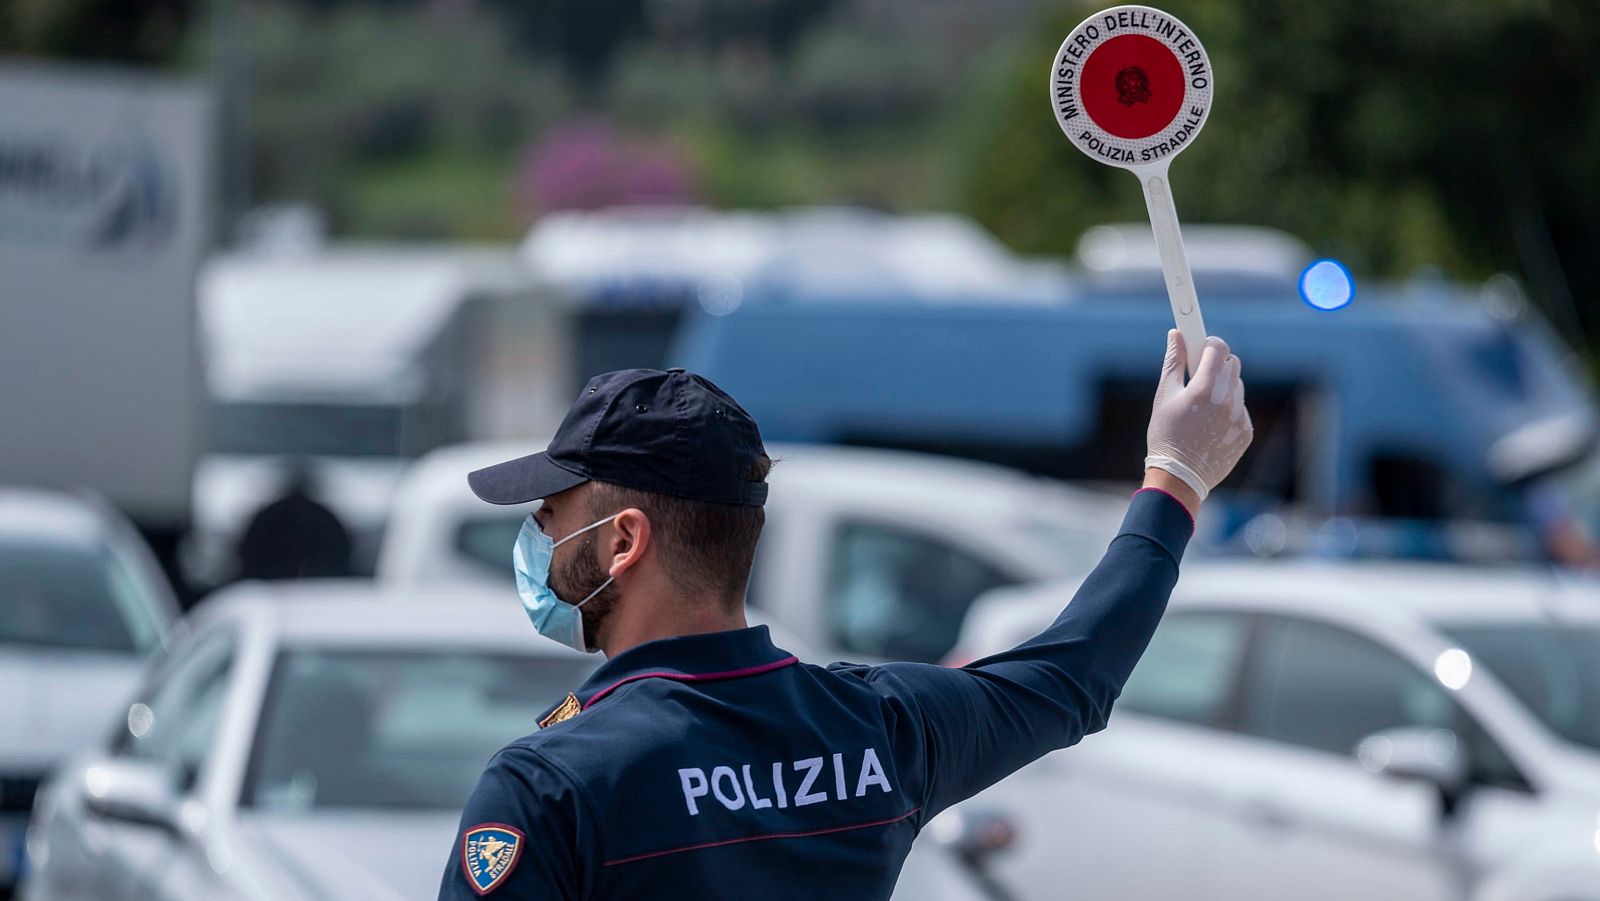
{"left": 246, "top": 0, "right": 569, "bottom": 237}
{"left": 952, "top": 0, "right": 1600, "bottom": 342}
{"left": 479, "top": 0, "right": 837, "bottom": 92}
{"left": 0, "top": 0, "right": 193, "bottom": 65}
{"left": 515, "top": 121, "right": 698, "bottom": 215}
{"left": 238, "top": 0, "right": 904, "bottom": 231}
{"left": 483, "top": 0, "right": 647, "bottom": 92}
{"left": 11, "top": 0, "right": 1600, "bottom": 347}
{"left": 606, "top": 2, "right": 1026, "bottom": 209}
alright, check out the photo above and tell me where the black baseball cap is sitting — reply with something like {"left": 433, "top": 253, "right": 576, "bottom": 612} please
{"left": 468, "top": 368, "right": 769, "bottom": 507}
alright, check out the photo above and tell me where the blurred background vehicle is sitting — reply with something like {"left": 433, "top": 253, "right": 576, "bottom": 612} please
{"left": 0, "top": 488, "right": 180, "bottom": 894}
{"left": 23, "top": 581, "right": 1010, "bottom": 901}
{"left": 949, "top": 561, "right": 1600, "bottom": 901}
{"left": 674, "top": 257, "right": 1593, "bottom": 545}
{"left": 0, "top": 65, "right": 211, "bottom": 598}
{"left": 379, "top": 441, "right": 1126, "bottom": 663}
{"left": 184, "top": 246, "right": 573, "bottom": 591}
{"left": 524, "top": 206, "right": 1069, "bottom": 379}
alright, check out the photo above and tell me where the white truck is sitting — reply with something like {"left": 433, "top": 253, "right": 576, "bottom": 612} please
{"left": 0, "top": 62, "right": 211, "bottom": 569}
{"left": 186, "top": 246, "right": 573, "bottom": 587}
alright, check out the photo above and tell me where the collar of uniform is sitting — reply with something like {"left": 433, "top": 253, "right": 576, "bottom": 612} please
{"left": 576, "top": 624, "right": 798, "bottom": 711}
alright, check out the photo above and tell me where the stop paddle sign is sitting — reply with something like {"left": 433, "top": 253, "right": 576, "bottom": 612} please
{"left": 1050, "top": 5, "right": 1214, "bottom": 374}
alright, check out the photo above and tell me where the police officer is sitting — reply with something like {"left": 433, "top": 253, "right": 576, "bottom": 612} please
{"left": 442, "top": 330, "right": 1250, "bottom": 900}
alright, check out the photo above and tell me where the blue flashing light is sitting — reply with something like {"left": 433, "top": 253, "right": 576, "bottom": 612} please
{"left": 1299, "top": 259, "right": 1355, "bottom": 311}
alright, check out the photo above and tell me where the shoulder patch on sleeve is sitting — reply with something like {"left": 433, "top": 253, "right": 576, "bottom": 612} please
{"left": 539, "top": 692, "right": 581, "bottom": 729}
{"left": 461, "top": 823, "right": 525, "bottom": 895}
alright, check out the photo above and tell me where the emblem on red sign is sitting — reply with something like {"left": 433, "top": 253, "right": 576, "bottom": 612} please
{"left": 1049, "top": 5, "right": 1214, "bottom": 170}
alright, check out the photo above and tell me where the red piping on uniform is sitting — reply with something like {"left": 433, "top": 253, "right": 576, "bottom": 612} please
{"left": 1133, "top": 486, "right": 1196, "bottom": 532}
{"left": 581, "top": 655, "right": 800, "bottom": 710}
{"left": 602, "top": 807, "right": 922, "bottom": 866}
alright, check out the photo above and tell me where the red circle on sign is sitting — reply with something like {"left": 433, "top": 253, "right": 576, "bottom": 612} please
{"left": 1080, "top": 34, "right": 1186, "bottom": 140}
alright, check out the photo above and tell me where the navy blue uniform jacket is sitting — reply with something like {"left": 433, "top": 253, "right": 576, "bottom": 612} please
{"left": 441, "top": 488, "right": 1193, "bottom": 899}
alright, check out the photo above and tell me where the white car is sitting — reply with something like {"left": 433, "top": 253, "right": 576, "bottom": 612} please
{"left": 0, "top": 487, "right": 180, "bottom": 890}
{"left": 949, "top": 561, "right": 1600, "bottom": 901}
{"left": 377, "top": 441, "right": 1128, "bottom": 663}
{"left": 23, "top": 581, "right": 1012, "bottom": 901}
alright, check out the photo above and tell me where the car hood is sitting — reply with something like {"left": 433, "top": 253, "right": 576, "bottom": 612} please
{"left": 0, "top": 647, "right": 140, "bottom": 771}
{"left": 237, "top": 811, "right": 460, "bottom": 901}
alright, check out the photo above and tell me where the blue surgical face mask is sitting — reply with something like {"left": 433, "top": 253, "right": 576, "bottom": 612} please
{"left": 513, "top": 511, "right": 619, "bottom": 653}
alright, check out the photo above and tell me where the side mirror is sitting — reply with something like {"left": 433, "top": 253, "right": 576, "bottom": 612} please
{"left": 81, "top": 758, "right": 182, "bottom": 835}
{"left": 926, "top": 806, "right": 1019, "bottom": 899}
{"left": 926, "top": 806, "right": 1018, "bottom": 861}
{"left": 1355, "top": 727, "right": 1468, "bottom": 815}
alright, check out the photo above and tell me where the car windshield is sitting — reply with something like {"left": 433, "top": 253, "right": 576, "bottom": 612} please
{"left": 0, "top": 540, "right": 163, "bottom": 653}
{"left": 243, "top": 648, "right": 596, "bottom": 810}
{"left": 1440, "top": 622, "right": 1600, "bottom": 753}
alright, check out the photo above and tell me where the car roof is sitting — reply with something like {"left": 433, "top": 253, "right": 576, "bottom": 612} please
{"left": 764, "top": 443, "right": 1126, "bottom": 525}
{"left": 521, "top": 205, "right": 1059, "bottom": 306}
{"left": 0, "top": 486, "right": 111, "bottom": 546}
{"left": 1173, "top": 560, "right": 1600, "bottom": 624}
{"left": 199, "top": 579, "right": 579, "bottom": 655}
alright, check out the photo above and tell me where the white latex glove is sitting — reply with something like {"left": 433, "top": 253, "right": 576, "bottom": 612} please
{"left": 1145, "top": 330, "right": 1253, "bottom": 501}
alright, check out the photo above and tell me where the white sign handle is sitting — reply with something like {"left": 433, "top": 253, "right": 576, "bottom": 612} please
{"left": 1136, "top": 162, "right": 1207, "bottom": 376}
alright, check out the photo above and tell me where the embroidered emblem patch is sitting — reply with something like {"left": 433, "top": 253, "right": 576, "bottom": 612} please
{"left": 539, "top": 692, "right": 581, "bottom": 729}
{"left": 462, "top": 823, "right": 524, "bottom": 895}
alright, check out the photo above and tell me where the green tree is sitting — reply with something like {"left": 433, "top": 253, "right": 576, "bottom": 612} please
{"left": 953, "top": 0, "right": 1600, "bottom": 345}
{"left": 0, "top": 0, "right": 193, "bottom": 65}
{"left": 247, "top": 0, "right": 568, "bottom": 237}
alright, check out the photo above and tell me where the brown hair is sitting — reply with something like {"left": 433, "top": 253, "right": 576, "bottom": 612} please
{"left": 587, "top": 455, "right": 772, "bottom": 606}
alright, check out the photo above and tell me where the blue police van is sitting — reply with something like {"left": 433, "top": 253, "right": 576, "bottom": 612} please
{"left": 670, "top": 272, "right": 1595, "bottom": 532}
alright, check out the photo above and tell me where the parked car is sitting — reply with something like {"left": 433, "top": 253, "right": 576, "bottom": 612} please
{"left": 948, "top": 561, "right": 1600, "bottom": 901}
{"left": 377, "top": 441, "right": 1128, "bottom": 664}
{"left": 24, "top": 581, "right": 1011, "bottom": 901}
{"left": 0, "top": 487, "right": 181, "bottom": 891}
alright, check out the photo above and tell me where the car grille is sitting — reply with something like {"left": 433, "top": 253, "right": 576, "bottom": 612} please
{"left": 0, "top": 774, "right": 43, "bottom": 814}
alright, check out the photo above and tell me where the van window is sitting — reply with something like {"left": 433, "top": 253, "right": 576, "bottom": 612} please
{"left": 826, "top": 521, "right": 1016, "bottom": 663}
{"left": 1368, "top": 453, "right": 1456, "bottom": 519}
{"left": 838, "top": 378, "right": 1310, "bottom": 504}
{"left": 574, "top": 306, "right": 684, "bottom": 380}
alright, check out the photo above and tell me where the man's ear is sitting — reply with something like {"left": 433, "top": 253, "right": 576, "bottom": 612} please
{"left": 606, "top": 508, "right": 652, "bottom": 578}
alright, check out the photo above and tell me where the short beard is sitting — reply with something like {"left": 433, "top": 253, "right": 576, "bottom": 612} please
{"left": 549, "top": 531, "right": 620, "bottom": 650}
